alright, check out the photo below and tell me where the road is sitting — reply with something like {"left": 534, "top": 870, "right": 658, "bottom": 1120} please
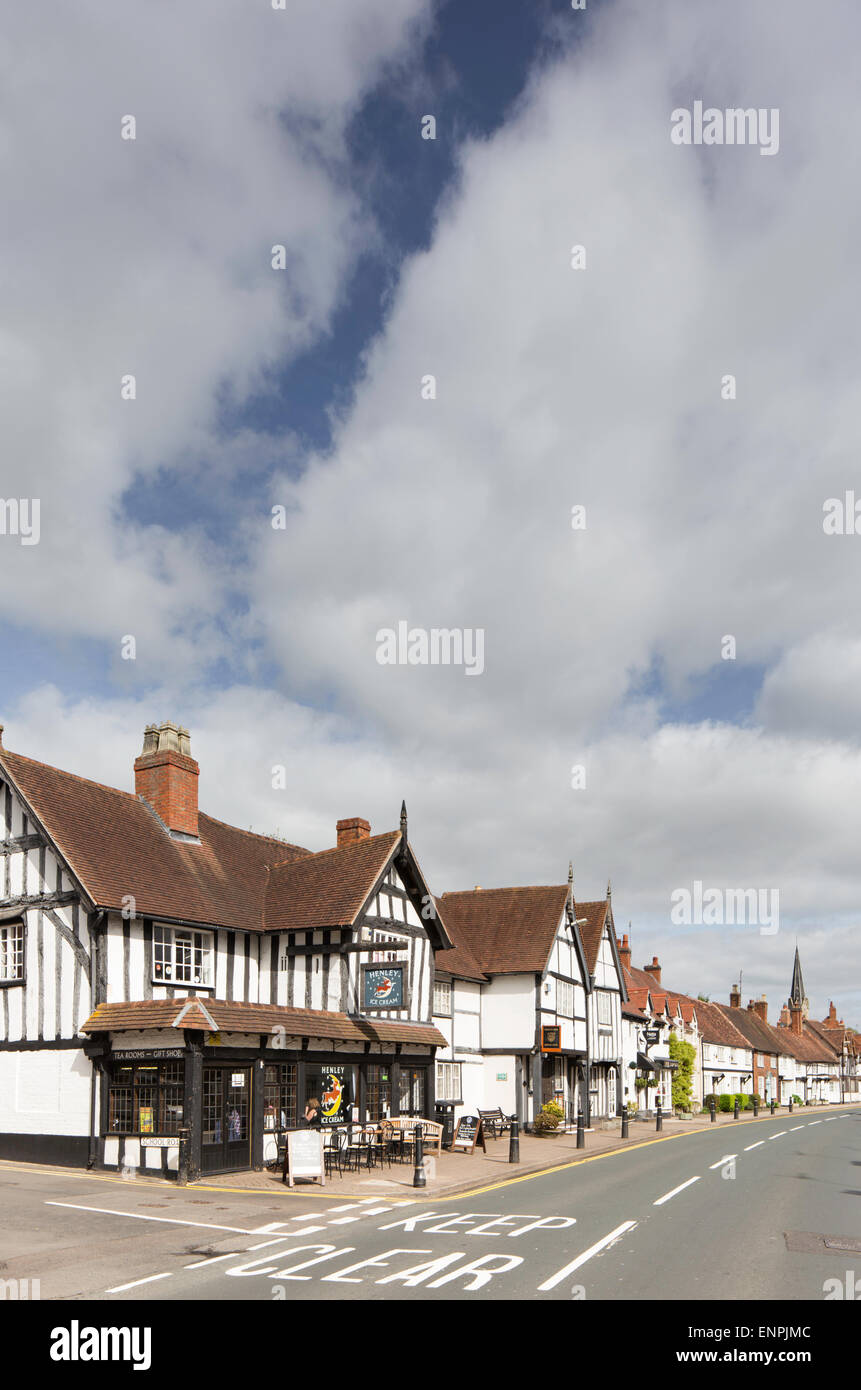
{"left": 1, "top": 1108, "right": 859, "bottom": 1303}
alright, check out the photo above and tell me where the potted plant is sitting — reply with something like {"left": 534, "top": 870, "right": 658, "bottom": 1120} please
{"left": 532, "top": 1100, "right": 565, "bottom": 1136}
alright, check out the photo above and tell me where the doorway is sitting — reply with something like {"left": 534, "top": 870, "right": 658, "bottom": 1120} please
{"left": 201, "top": 1066, "right": 251, "bottom": 1173}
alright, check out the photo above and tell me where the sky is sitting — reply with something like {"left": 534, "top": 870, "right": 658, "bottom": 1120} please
{"left": 1, "top": 0, "right": 859, "bottom": 1027}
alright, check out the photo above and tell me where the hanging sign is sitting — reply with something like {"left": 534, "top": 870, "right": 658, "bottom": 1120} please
{"left": 361, "top": 965, "right": 405, "bottom": 1010}
{"left": 452, "top": 1114, "right": 486, "bottom": 1154}
{"left": 541, "top": 1025, "right": 562, "bottom": 1053}
{"left": 284, "top": 1130, "right": 325, "bottom": 1188}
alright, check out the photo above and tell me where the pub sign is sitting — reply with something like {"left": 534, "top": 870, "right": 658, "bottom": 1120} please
{"left": 361, "top": 964, "right": 405, "bottom": 1010}
{"left": 541, "top": 1025, "right": 562, "bottom": 1053}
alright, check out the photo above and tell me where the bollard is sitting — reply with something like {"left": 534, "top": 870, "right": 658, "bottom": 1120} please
{"left": 621, "top": 1108, "right": 629, "bottom": 1139}
{"left": 709, "top": 1097, "right": 716, "bottom": 1123}
{"left": 655, "top": 1100, "right": 663, "bottom": 1132}
{"left": 770, "top": 1099, "right": 775, "bottom": 1115}
{"left": 788, "top": 1098, "right": 793, "bottom": 1114}
{"left": 753, "top": 1097, "right": 759, "bottom": 1117}
{"left": 576, "top": 1107, "right": 585, "bottom": 1149}
{"left": 508, "top": 1114, "right": 520, "bottom": 1164}
{"left": 177, "top": 1126, "right": 189, "bottom": 1187}
{"left": 413, "top": 1124, "right": 426, "bottom": 1188}
{"left": 733, "top": 1097, "right": 739, "bottom": 1120}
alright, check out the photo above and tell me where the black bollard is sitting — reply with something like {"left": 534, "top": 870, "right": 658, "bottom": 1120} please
{"left": 753, "top": 1097, "right": 759, "bottom": 1117}
{"left": 733, "top": 1097, "right": 739, "bottom": 1120}
{"left": 770, "top": 1099, "right": 775, "bottom": 1115}
{"left": 656, "top": 1100, "right": 663, "bottom": 1132}
{"left": 508, "top": 1114, "right": 520, "bottom": 1164}
{"left": 709, "top": 1098, "right": 716, "bottom": 1123}
{"left": 412, "top": 1124, "right": 426, "bottom": 1188}
{"left": 177, "top": 1126, "right": 189, "bottom": 1187}
{"left": 576, "top": 1107, "right": 585, "bottom": 1149}
{"left": 788, "top": 1098, "right": 793, "bottom": 1114}
{"left": 621, "top": 1107, "right": 629, "bottom": 1139}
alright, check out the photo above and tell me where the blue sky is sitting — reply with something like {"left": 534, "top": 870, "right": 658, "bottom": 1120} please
{"left": 1, "top": 0, "right": 860, "bottom": 1022}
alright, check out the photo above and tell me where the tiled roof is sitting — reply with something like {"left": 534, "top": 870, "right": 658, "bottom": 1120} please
{"left": 431, "top": 899, "right": 487, "bottom": 982}
{"left": 678, "top": 996, "right": 750, "bottom": 1049}
{"left": 0, "top": 748, "right": 310, "bottom": 931}
{"left": 576, "top": 900, "right": 608, "bottom": 974}
{"left": 264, "top": 832, "right": 400, "bottom": 932}
{"left": 714, "top": 1005, "right": 794, "bottom": 1057}
{"left": 438, "top": 884, "right": 570, "bottom": 975}
{"left": 80, "top": 998, "right": 448, "bottom": 1048}
{"left": 804, "top": 1018, "right": 842, "bottom": 1056}
{"left": 773, "top": 1022, "right": 837, "bottom": 1064}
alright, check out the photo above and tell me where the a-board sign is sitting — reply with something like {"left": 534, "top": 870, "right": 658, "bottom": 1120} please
{"left": 452, "top": 1114, "right": 486, "bottom": 1154}
{"left": 541, "top": 1025, "right": 562, "bottom": 1053}
{"left": 284, "top": 1129, "right": 326, "bottom": 1188}
{"left": 141, "top": 1137, "right": 177, "bottom": 1148}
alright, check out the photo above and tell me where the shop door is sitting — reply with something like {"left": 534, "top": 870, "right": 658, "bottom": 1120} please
{"left": 398, "top": 1067, "right": 427, "bottom": 1117}
{"left": 201, "top": 1067, "right": 251, "bottom": 1173}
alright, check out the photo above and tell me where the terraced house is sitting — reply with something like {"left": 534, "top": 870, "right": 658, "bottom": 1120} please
{"left": 0, "top": 722, "right": 450, "bottom": 1177}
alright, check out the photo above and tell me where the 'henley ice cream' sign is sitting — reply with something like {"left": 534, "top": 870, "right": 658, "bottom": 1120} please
{"left": 362, "top": 965, "right": 405, "bottom": 1010}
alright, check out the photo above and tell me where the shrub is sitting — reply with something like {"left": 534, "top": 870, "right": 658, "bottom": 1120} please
{"left": 702, "top": 1093, "right": 717, "bottom": 1110}
{"left": 533, "top": 1101, "right": 563, "bottom": 1134}
{"left": 718, "top": 1094, "right": 733, "bottom": 1113}
{"left": 669, "top": 1035, "right": 696, "bottom": 1111}
{"left": 791, "top": 1094, "right": 802, "bottom": 1105}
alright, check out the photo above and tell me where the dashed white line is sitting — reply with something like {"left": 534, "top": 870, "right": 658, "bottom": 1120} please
{"left": 328, "top": 1215, "right": 361, "bottom": 1224}
{"left": 537, "top": 1221, "right": 638, "bottom": 1290}
{"left": 361, "top": 1206, "right": 393, "bottom": 1215}
{"left": 106, "top": 1272, "right": 172, "bottom": 1293}
{"left": 653, "top": 1176, "right": 700, "bottom": 1206}
{"left": 709, "top": 1154, "right": 737, "bottom": 1169}
{"left": 789, "top": 1125, "right": 805, "bottom": 1132}
{"left": 808, "top": 1121, "right": 822, "bottom": 1127}
{"left": 768, "top": 1131, "right": 787, "bottom": 1140}
{"left": 744, "top": 1141, "right": 765, "bottom": 1151}
{"left": 183, "top": 1254, "right": 232, "bottom": 1270}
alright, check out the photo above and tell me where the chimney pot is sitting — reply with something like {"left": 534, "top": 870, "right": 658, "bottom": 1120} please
{"left": 336, "top": 817, "right": 371, "bottom": 848}
{"left": 730, "top": 984, "right": 741, "bottom": 1009}
{"left": 643, "top": 956, "right": 661, "bottom": 987}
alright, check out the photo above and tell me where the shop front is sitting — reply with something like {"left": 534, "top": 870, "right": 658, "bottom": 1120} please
{"left": 88, "top": 1009, "right": 444, "bottom": 1179}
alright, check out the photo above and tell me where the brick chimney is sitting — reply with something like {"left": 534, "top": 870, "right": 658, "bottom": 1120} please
{"left": 617, "top": 933, "right": 632, "bottom": 972}
{"left": 751, "top": 994, "right": 768, "bottom": 1023}
{"left": 824, "top": 1001, "right": 839, "bottom": 1029}
{"left": 779, "top": 1004, "right": 790, "bottom": 1026}
{"left": 789, "top": 1003, "right": 804, "bottom": 1037}
{"left": 134, "top": 722, "right": 199, "bottom": 838}
{"left": 337, "top": 817, "right": 370, "bottom": 848}
{"left": 729, "top": 983, "right": 741, "bottom": 1009}
{"left": 643, "top": 955, "right": 661, "bottom": 987}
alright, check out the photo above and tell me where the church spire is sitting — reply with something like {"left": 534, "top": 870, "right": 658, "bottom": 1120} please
{"left": 789, "top": 946, "right": 809, "bottom": 1019}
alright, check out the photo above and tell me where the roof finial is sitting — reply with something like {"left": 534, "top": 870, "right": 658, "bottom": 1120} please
{"left": 568, "top": 860, "right": 574, "bottom": 885}
{"left": 606, "top": 877, "right": 612, "bottom": 900}
{"left": 399, "top": 800, "right": 408, "bottom": 840}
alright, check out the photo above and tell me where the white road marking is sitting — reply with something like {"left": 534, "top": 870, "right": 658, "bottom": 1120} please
{"left": 709, "top": 1154, "right": 737, "bottom": 1169}
{"left": 183, "top": 1254, "right": 232, "bottom": 1269}
{"left": 744, "top": 1141, "right": 765, "bottom": 1151}
{"left": 326, "top": 1204, "right": 364, "bottom": 1213}
{"left": 768, "top": 1131, "right": 787, "bottom": 1140}
{"left": 808, "top": 1121, "right": 821, "bottom": 1126}
{"left": 106, "top": 1272, "right": 172, "bottom": 1293}
{"left": 789, "top": 1125, "right": 805, "bottom": 1131}
{"left": 46, "top": 1201, "right": 258, "bottom": 1235}
{"left": 362, "top": 1206, "right": 393, "bottom": 1215}
{"left": 537, "top": 1222, "right": 638, "bottom": 1290}
{"left": 653, "top": 1176, "right": 700, "bottom": 1206}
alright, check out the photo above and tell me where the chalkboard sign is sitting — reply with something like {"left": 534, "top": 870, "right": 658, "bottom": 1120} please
{"left": 452, "top": 1114, "right": 486, "bottom": 1154}
{"left": 284, "top": 1129, "right": 326, "bottom": 1188}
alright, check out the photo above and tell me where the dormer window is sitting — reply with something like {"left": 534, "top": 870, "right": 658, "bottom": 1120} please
{"left": 153, "top": 925, "right": 213, "bottom": 987}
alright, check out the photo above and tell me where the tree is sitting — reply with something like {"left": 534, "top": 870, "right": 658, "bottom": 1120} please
{"left": 669, "top": 1033, "right": 697, "bottom": 1111}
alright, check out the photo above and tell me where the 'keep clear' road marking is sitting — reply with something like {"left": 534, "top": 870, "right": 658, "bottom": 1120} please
{"left": 709, "top": 1154, "right": 737, "bottom": 1169}
{"left": 377, "top": 1211, "right": 576, "bottom": 1238}
{"left": 653, "top": 1176, "right": 700, "bottom": 1206}
{"left": 537, "top": 1222, "right": 638, "bottom": 1291}
{"left": 744, "top": 1141, "right": 765, "bottom": 1151}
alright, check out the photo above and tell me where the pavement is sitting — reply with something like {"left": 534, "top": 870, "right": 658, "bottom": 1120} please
{"left": 198, "top": 1104, "right": 840, "bottom": 1199}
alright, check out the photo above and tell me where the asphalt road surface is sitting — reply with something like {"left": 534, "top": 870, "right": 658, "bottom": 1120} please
{"left": 2, "top": 1108, "right": 859, "bottom": 1302}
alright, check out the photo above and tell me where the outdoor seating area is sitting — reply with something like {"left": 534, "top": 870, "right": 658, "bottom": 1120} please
{"left": 275, "top": 1119, "right": 444, "bottom": 1182}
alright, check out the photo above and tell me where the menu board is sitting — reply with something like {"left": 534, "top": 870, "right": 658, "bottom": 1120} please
{"left": 452, "top": 1114, "right": 486, "bottom": 1154}
{"left": 285, "top": 1129, "right": 325, "bottom": 1188}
